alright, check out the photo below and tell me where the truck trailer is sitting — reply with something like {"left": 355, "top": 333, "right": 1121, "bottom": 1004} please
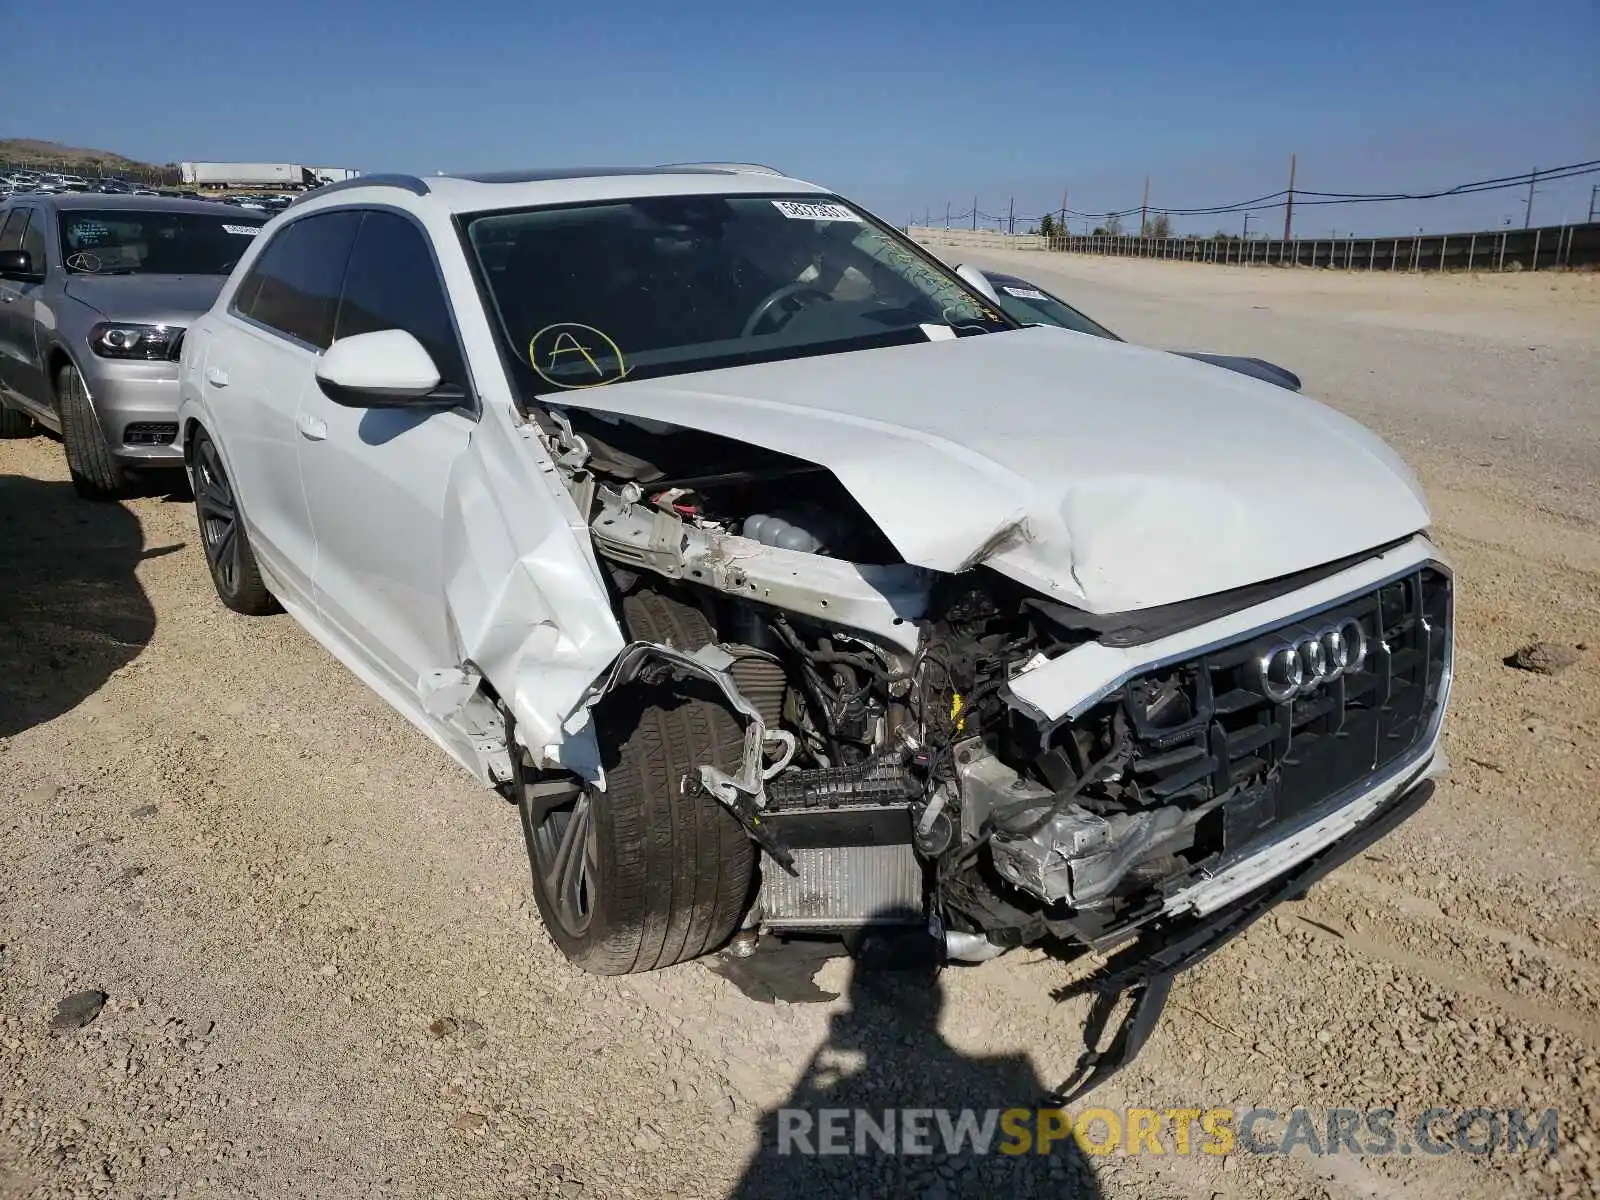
{"left": 179, "top": 162, "right": 315, "bottom": 189}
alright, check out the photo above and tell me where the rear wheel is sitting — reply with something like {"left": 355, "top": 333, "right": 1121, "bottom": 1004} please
{"left": 521, "top": 589, "right": 756, "bottom": 974}
{"left": 190, "top": 427, "right": 278, "bottom": 615}
{"left": 57, "top": 365, "right": 128, "bottom": 499}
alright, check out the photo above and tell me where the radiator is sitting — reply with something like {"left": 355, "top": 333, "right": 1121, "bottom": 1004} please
{"left": 757, "top": 844, "right": 925, "bottom": 929}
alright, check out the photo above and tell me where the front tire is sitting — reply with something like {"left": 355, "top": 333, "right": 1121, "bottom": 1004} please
{"left": 522, "top": 589, "right": 756, "bottom": 974}
{"left": 57, "top": 365, "right": 128, "bottom": 499}
{"left": 190, "top": 427, "right": 278, "bottom": 615}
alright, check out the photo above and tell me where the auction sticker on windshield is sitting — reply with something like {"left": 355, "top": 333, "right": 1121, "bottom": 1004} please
{"left": 222, "top": 225, "right": 261, "bottom": 236}
{"left": 772, "top": 200, "right": 862, "bottom": 222}
{"left": 1002, "top": 286, "right": 1047, "bottom": 300}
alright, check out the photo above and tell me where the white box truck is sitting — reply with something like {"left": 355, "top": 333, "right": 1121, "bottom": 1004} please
{"left": 180, "top": 162, "right": 309, "bottom": 189}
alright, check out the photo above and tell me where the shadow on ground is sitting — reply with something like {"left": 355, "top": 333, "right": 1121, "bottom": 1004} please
{"left": 728, "top": 954, "right": 1103, "bottom": 1199}
{"left": 0, "top": 475, "right": 177, "bottom": 736}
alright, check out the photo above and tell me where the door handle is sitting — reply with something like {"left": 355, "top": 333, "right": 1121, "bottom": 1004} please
{"left": 296, "top": 413, "right": 328, "bottom": 441}
{"left": 1, "top": 293, "right": 15, "bottom": 304}
{"left": 205, "top": 366, "right": 229, "bottom": 387}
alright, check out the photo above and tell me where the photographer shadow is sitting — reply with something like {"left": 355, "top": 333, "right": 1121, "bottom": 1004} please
{"left": 0, "top": 474, "right": 173, "bottom": 737}
{"left": 727, "top": 947, "right": 1103, "bottom": 1199}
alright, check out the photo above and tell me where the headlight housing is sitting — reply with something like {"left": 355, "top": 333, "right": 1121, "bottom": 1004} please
{"left": 88, "top": 322, "right": 183, "bottom": 361}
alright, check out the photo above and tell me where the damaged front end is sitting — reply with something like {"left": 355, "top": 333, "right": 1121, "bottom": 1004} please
{"left": 544, "top": 407, "right": 1453, "bottom": 969}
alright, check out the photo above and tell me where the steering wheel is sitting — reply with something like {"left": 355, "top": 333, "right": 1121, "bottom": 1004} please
{"left": 742, "top": 283, "right": 832, "bottom": 337}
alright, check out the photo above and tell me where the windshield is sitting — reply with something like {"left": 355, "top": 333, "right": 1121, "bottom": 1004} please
{"left": 463, "top": 194, "right": 1012, "bottom": 390}
{"left": 984, "top": 274, "right": 1119, "bottom": 340}
{"left": 59, "top": 209, "right": 266, "bottom": 276}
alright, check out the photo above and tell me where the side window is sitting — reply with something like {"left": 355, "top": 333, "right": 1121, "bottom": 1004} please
{"left": 19, "top": 212, "right": 47, "bottom": 270}
{"left": 232, "top": 211, "right": 360, "bottom": 349}
{"left": 0, "top": 208, "right": 28, "bottom": 253}
{"left": 335, "top": 211, "right": 467, "bottom": 388}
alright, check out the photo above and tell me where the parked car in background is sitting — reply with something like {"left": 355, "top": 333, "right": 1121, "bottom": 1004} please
{"left": 175, "top": 160, "right": 1450, "bottom": 1092}
{"left": 0, "top": 194, "right": 266, "bottom": 496}
{"left": 957, "top": 264, "right": 1304, "bottom": 391}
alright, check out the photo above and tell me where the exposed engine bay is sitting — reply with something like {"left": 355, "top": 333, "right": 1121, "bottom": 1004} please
{"left": 547, "top": 405, "right": 1453, "bottom": 959}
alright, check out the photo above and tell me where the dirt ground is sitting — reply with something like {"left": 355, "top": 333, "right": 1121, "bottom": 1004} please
{"left": 2, "top": 256, "right": 1597, "bottom": 1200}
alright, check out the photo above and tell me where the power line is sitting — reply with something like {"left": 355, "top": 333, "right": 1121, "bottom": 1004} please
{"left": 947, "top": 157, "right": 1600, "bottom": 227}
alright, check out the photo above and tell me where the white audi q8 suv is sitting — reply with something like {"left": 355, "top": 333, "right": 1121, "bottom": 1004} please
{"left": 176, "top": 164, "right": 1450, "bottom": 1087}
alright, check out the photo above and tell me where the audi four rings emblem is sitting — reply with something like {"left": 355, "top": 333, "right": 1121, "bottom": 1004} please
{"left": 1255, "top": 618, "right": 1369, "bottom": 703}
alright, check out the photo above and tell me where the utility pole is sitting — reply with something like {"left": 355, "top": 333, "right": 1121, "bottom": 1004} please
{"left": 1140, "top": 176, "right": 1150, "bottom": 236}
{"left": 1059, "top": 187, "right": 1068, "bottom": 234}
{"left": 1242, "top": 211, "right": 1252, "bottom": 239}
{"left": 1589, "top": 185, "right": 1598, "bottom": 223}
{"left": 945, "top": 201, "right": 951, "bottom": 229}
{"left": 971, "top": 196, "right": 977, "bottom": 232}
{"left": 923, "top": 206, "right": 929, "bottom": 227}
{"left": 1008, "top": 196, "right": 1015, "bottom": 236}
{"left": 1524, "top": 168, "right": 1538, "bottom": 228}
{"left": 1283, "top": 153, "right": 1297, "bottom": 241}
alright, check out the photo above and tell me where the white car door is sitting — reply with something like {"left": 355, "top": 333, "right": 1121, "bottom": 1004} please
{"left": 206, "top": 210, "right": 362, "bottom": 602}
{"left": 295, "top": 209, "right": 476, "bottom": 704}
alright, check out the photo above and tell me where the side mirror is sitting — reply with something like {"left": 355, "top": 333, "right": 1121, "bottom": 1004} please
{"left": 314, "top": 329, "right": 454, "bottom": 409}
{"left": 0, "top": 249, "right": 43, "bottom": 283}
{"left": 955, "top": 263, "right": 1000, "bottom": 303}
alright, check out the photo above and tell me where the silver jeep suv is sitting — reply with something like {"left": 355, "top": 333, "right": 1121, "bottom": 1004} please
{"left": 0, "top": 194, "right": 265, "bottom": 497}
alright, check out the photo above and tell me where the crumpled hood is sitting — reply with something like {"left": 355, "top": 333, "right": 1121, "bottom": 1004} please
{"left": 64, "top": 274, "right": 226, "bottom": 327}
{"left": 561, "top": 326, "right": 1430, "bottom": 613}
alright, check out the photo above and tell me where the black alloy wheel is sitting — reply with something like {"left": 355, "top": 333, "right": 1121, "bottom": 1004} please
{"left": 528, "top": 789, "right": 598, "bottom": 939}
{"left": 190, "top": 428, "right": 277, "bottom": 615}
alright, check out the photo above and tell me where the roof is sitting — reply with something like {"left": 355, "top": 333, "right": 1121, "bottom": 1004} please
{"left": 288, "top": 165, "right": 828, "bottom": 216}
{"left": 447, "top": 166, "right": 733, "bottom": 184}
{"left": 4, "top": 192, "right": 257, "bottom": 219}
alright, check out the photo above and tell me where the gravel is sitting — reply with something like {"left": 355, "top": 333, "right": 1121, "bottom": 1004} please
{"left": 2, "top": 257, "right": 1597, "bottom": 1199}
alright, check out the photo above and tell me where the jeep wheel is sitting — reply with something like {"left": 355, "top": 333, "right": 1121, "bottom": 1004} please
{"left": 521, "top": 589, "right": 756, "bottom": 974}
{"left": 190, "top": 428, "right": 278, "bottom": 615}
{"left": 0, "top": 402, "right": 33, "bottom": 438}
{"left": 57, "top": 365, "right": 128, "bottom": 499}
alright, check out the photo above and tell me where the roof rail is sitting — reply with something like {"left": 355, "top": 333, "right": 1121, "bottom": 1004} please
{"left": 288, "top": 173, "right": 429, "bottom": 208}
{"left": 658, "top": 162, "right": 786, "bottom": 176}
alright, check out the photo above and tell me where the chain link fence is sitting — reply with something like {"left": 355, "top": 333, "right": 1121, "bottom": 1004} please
{"left": 910, "top": 223, "right": 1598, "bottom": 272}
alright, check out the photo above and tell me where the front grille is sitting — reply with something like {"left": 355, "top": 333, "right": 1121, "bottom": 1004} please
{"left": 1120, "top": 566, "right": 1451, "bottom": 856}
{"left": 124, "top": 422, "right": 178, "bottom": 446}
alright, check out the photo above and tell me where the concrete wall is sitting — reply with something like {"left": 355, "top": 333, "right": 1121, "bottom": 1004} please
{"left": 906, "top": 227, "right": 1048, "bottom": 252}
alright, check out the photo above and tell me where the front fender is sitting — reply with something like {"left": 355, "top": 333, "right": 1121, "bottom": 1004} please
{"left": 439, "top": 406, "right": 626, "bottom": 775}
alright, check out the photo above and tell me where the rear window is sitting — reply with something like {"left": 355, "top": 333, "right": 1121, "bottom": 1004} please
{"left": 0, "top": 208, "right": 27, "bottom": 253}
{"left": 232, "top": 212, "right": 360, "bottom": 348}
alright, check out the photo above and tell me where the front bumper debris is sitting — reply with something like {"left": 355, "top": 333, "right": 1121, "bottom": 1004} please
{"left": 1044, "top": 773, "right": 1437, "bottom": 1105}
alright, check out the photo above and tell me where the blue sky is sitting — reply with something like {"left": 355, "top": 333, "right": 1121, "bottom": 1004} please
{"left": 9, "top": 0, "right": 1598, "bottom": 236}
